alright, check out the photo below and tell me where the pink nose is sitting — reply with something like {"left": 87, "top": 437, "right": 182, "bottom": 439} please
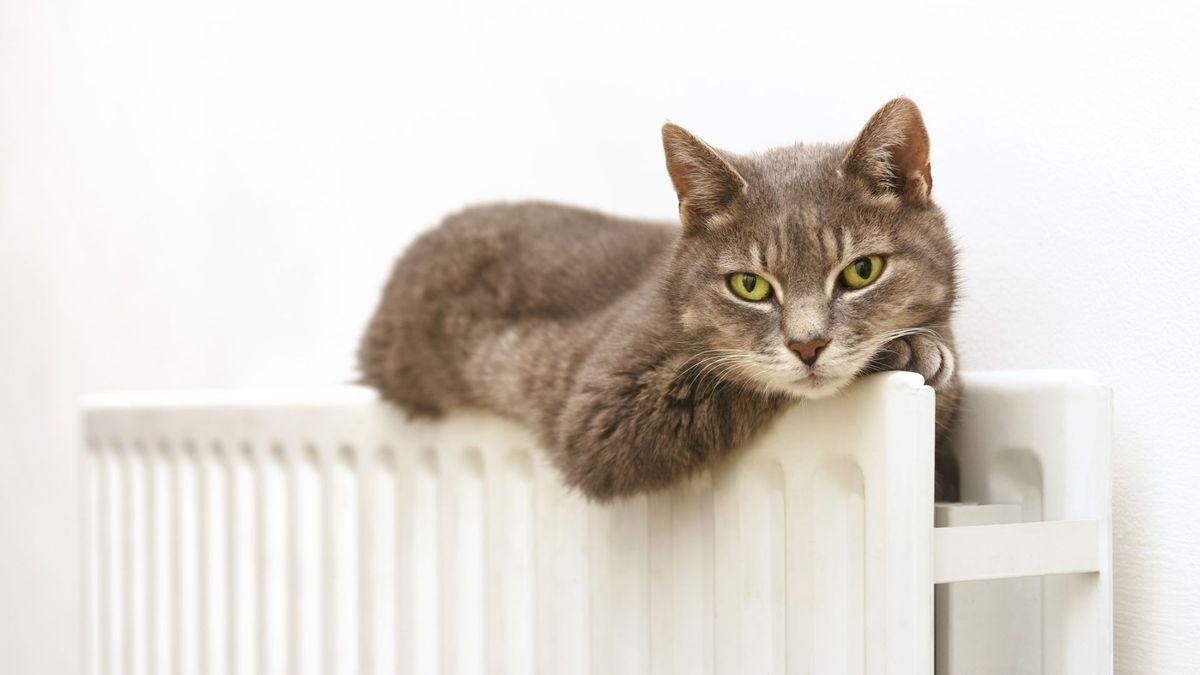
{"left": 788, "top": 338, "right": 829, "bottom": 366}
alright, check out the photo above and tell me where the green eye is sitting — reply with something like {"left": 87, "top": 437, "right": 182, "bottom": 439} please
{"left": 840, "top": 255, "right": 884, "bottom": 289}
{"left": 729, "top": 272, "right": 772, "bottom": 301}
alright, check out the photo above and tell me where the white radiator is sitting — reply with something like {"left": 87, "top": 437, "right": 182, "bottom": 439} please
{"left": 81, "top": 370, "right": 1112, "bottom": 675}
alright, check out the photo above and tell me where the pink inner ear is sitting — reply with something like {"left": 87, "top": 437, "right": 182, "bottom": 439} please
{"left": 895, "top": 140, "right": 932, "bottom": 200}
{"left": 893, "top": 113, "right": 932, "bottom": 200}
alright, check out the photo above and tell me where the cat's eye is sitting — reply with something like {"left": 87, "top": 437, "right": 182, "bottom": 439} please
{"left": 728, "top": 272, "right": 773, "bottom": 301}
{"left": 840, "top": 255, "right": 884, "bottom": 289}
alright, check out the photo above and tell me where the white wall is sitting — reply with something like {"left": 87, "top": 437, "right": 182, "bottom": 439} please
{"left": 1, "top": 0, "right": 1197, "bottom": 672}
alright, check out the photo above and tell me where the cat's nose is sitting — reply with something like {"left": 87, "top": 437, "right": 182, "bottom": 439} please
{"left": 788, "top": 338, "right": 829, "bottom": 366}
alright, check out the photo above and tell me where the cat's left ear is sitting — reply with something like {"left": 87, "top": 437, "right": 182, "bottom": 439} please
{"left": 842, "top": 97, "right": 933, "bottom": 205}
{"left": 662, "top": 123, "right": 748, "bottom": 231}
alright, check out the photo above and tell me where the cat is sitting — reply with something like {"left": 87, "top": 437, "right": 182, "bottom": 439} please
{"left": 358, "top": 97, "right": 961, "bottom": 501}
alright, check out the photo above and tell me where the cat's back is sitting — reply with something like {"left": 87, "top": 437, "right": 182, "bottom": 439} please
{"left": 405, "top": 200, "right": 678, "bottom": 317}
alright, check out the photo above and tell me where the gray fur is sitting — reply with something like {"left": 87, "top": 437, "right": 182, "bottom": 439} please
{"left": 359, "top": 98, "right": 961, "bottom": 501}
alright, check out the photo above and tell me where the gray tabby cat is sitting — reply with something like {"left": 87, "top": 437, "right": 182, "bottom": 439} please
{"left": 359, "top": 97, "right": 960, "bottom": 501}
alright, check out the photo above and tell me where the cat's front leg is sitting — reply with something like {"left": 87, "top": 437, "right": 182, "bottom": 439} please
{"left": 875, "top": 332, "right": 956, "bottom": 392}
{"left": 553, "top": 346, "right": 784, "bottom": 501}
{"left": 873, "top": 330, "right": 961, "bottom": 431}
{"left": 872, "top": 330, "right": 962, "bottom": 500}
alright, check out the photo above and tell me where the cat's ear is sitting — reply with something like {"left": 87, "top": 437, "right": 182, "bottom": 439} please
{"left": 842, "top": 97, "right": 933, "bottom": 204}
{"left": 662, "top": 123, "right": 748, "bottom": 230}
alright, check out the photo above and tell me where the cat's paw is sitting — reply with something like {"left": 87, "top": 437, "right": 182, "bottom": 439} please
{"left": 874, "top": 333, "right": 955, "bottom": 389}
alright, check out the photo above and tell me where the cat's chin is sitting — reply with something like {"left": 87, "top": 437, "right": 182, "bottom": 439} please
{"left": 778, "top": 375, "right": 850, "bottom": 400}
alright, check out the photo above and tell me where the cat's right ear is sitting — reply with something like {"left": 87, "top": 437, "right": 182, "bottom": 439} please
{"left": 662, "top": 123, "right": 748, "bottom": 231}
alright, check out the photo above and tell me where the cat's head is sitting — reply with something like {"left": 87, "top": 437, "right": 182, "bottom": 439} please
{"left": 663, "top": 98, "right": 958, "bottom": 399}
